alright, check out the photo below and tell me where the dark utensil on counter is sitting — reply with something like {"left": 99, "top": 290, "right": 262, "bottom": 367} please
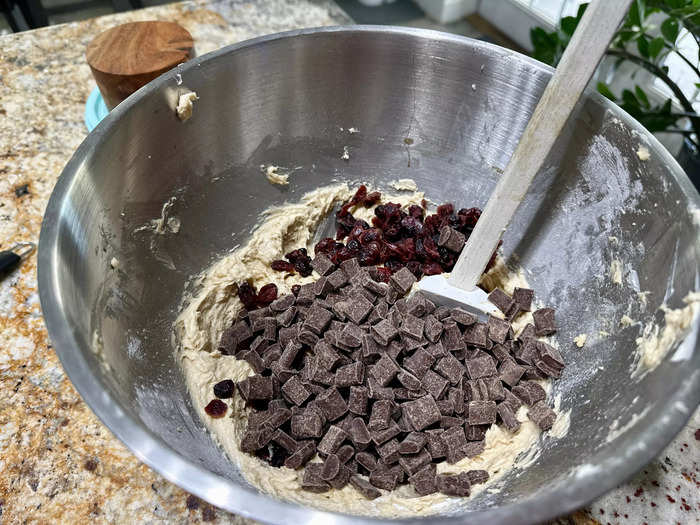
{"left": 0, "top": 243, "right": 35, "bottom": 278}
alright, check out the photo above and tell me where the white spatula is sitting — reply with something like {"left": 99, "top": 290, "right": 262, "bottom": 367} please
{"left": 419, "top": 0, "right": 633, "bottom": 314}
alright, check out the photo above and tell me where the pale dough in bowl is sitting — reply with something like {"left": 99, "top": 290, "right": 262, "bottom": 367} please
{"left": 174, "top": 182, "right": 567, "bottom": 517}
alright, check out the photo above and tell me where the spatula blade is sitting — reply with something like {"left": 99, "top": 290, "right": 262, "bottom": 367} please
{"left": 417, "top": 274, "right": 498, "bottom": 317}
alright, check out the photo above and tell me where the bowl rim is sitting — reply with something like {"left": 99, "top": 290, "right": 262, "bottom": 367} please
{"left": 38, "top": 25, "right": 700, "bottom": 524}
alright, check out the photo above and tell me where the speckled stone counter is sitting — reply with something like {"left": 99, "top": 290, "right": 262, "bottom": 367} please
{"left": 0, "top": 1, "right": 698, "bottom": 523}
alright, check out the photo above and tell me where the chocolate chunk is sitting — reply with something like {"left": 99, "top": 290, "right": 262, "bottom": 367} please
{"left": 320, "top": 454, "right": 342, "bottom": 482}
{"left": 278, "top": 325, "right": 299, "bottom": 349}
{"left": 350, "top": 475, "right": 381, "bottom": 499}
{"left": 468, "top": 400, "right": 497, "bottom": 425}
{"left": 423, "top": 314, "right": 444, "bottom": 343}
{"left": 401, "top": 333, "right": 425, "bottom": 352}
{"left": 318, "top": 425, "right": 348, "bottom": 456}
{"left": 275, "top": 307, "right": 297, "bottom": 328}
{"left": 441, "top": 425, "right": 468, "bottom": 464}
{"left": 315, "top": 387, "right": 348, "bottom": 421}
{"left": 313, "top": 276, "right": 333, "bottom": 297}
{"left": 434, "top": 353, "right": 466, "bottom": 385}
{"left": 339, "top": 323, "right": 364, "bottom": 348}
{"left": 311, "top": 254, "right": 335, "bottom": 276}
{"left": 315, "top": 340, "right": 343, "bottom": 371}
{"left": 390, "top": 267, "right": 417, "bottom": 295}
{"left": 302, "top": 464, "right": 330, "bottom": 493}
{"left": 438, "top": 225, "right": 466, "bottom": 253}
{"left": 398, "top": 448, "right": 432, "bottom": 476}
{"left": 387, "top": 307, "right": 403, "bottom": 328}
{"left": 213, "top": 379, "right": 235, "bottom": 399}
{"left": 462, "top": 322, "right": 488, "bottom": 348}
{"left": 533, "top": 307, "right": 556, "bottom": 336}
{"left": 370, "top": 467, "right": 400, "bottom": 491}
{"left": 398, "top": 432, "right": 427, "bottom": 454}
{"left": 448, "top": 387, "right": 464, "bottom": 415}
{"left": 281, "top": 376, "right": 311, "bottom": 406}
{"left": 502, "top": 389, "right": 523, "bottom": 413}
{"left": 263, "top": 319, "right": 278, "bottom": 342}
{"left": 370, "top": 318, "right": 398, "bottom": 347}
{"left": 272, "top": 429, "right": 299, "bottom": 453}
{"left": 440, "top": 416, "right": 462, "bottom": 428}
{"left": 487, "top": 315, "right": 511, "bottom": 344}
{"left": 248, "top": 307, "right": 271, "bottom": 329}
{"left": 467, "top": 469, "right": 489, "bottom": 485}
{"left": 403, "top": 395, "right": 441, "bottom": 431}
{"left": 524, "top": 365, "right": 546, "bottom": 380}
{"left": 518, "top": 323, "right": 537, "bottom": 342}
{"left": 441, "top": 322, "right": 465, "bottom": 352}
{"left": 371, "top": 421, "right": 402, "bottom": 446}
{"left": 465, "top": 424, "right": 488, "bottom": 441}
{"left": 240, "top": 428, "right": 270, "bottom": 453}
{"left": 405, "top": 295, "right": 427, "bottom": 317}
{"left": 498, "top": 359, "right": 525, "bottom": 387}
{"left": 364, "top": 278, "right": 389, "bottom": 297}
{"left": 425, "top": 341, "right": 447, "bottom": 358}
{"left": 483, "top": 376, "right": 505, "bottom": 401}
{"left": 425, "top": 429, "right": 446, "bottom": 459}
{"left": 349, "top": 417, "right": 372, "bottom": 447}
{"left": 367, "top": 377, "right": 395, "bottom": 401}
{"left": 282, "top": 440, "right": 316, "bottom": 469}
{"left": 512, "top": 287, "right": 534, "bottom": 313}
{"left": 534, "top": 359, "right": 561, "bottom": 378}
{"left": 488, "top": 288, "right": 515, "bottom": 315}
{"left": 514, "top": 339, "right": 538, "bottom": 365}
{"left": 228, "top": 320, "right": 253, "bottom": 348}
{"left": 325, "top": 269, "right": 347, "bottom": 292}
{"left": 336, "top": 444, "right": 355, "bottom": 464}
{"left": 270, "top": 293, "right": 295, "bottom": 313}
{"left": 296, "top": 283, "right": 316, "bottom": 306}
{"left": 437, "top": 472, "right": 471, "bottom": 497}
{"left": 536, "top": 341, "right": 565, "bottom": 371}
{"left": 339, "top": 258, "right": 359, "bottom": 277}
{"left": 491, "top": 343, "right": 513, "bottom": 364}
{"left": 450, "top": 308, "right": 477, "bottom": 326}
{"left": 332, "top": 361, "right": 363, "bottom": 387}
{"left": 409, "top": 463, "right": 437, "bottom": 495}
{"left": 497, "top": 403, "right": 521, "bottom": 432}
{"left": 512, "top": 380, "right": 546, "bottom": 406}
{"left": 248, "top": 335, "right": 267, "bottom": 356}
{"left": 377, "top": 438, "right": 401, "bottom": 464}
{"left": 291, "top": 411, "right": 323, "bottom": 439}
{"left": 437, "top": 399, "right": 454, "bottom": 416}
{"left": 347, "top": 385, "right": 369, "bottom": 416}
{"left": 360, "top": 334, "right": 382, "bottom": 358}
{"left": 528, "top": 401, "right": 556, "bottom": 430}
{"left": 421, "top": 369, "right": 449, "bottom": 400}
{"left": 397, "top": 370, "right": 422, "bottom": 391}
{"left": 384, "top": 285, "right": 399, "bottom": 305}
{"left": 399, "top": 314, "right": 424, "bottom": 342}
{"left": 345, "top": 295, "right": 374, "bottom": 325}
{"left": 403, "top": 348, "right": 435, "bottom": 378}
{"left": 465, "top": 355, "right": 497, "bottom": 380}
{"left": 356, "top": 451, "right": 378, "bottom": 472}
{"left": 464, "top": 439, "right": 485, "bottom": 458}
{"left": 370, "top": 354, "right": 400, "bottom": 386}
{"left": 247, "top": 375, "right": 274, "bottom": 400}
{"left": 303, "top": 306, "right": 333, "bottom": 335}
{"left": 367, "top": 399, "right": 392, "bottom": 431}
{"left": 278, "top": 341, "right": 302, "bottom": 369}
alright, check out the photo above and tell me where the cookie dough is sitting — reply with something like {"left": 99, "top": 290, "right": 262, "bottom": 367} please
{"left": 175, "top": 183, "right": 560, "bottom": 517}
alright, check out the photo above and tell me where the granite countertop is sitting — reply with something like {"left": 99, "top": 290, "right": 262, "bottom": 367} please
{"left": 0, "top": 1, "right": 698, "bottom": 523}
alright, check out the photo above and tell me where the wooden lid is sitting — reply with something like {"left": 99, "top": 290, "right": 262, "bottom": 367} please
{"left": 86, "top": 21, "right": 194, "bottom": 76}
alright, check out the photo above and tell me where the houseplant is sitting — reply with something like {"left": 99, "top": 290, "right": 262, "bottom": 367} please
{"left": 530, "top": 0, "right": 700, "bottom": 187}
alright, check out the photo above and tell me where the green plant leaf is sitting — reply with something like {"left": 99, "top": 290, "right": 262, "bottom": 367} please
{"left": 560, "top": 16, "right": 579, "bottom": 36}
{"left": 635, "top": 85, "right": 651, "bottom": 107}
{"left": 661, "top": 17, "right": 680, "bottom": 42}
{"left": 597, "top": 82, "right": 617, "bottom": 101}
{"left": 622, "top": 89, "right": 641, "bottom": 108}
{"left": 576, "top": 3, "right": 588, "bottom": 19}
{"left": 637, "top": 35, "right": 650, "bottom": 58}
{"left": 695, "top": 82, "right": 700, "bottom": 89}
{"left": 530, "top": 27, "right": 559, "bottom": 66}
{"left": 629, "top": 0, "right": 643, "bottom": 26}
{"left": 649, "top": 36, "right": 666, "bottom": 58}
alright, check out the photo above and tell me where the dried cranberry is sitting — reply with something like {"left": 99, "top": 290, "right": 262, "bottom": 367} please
{"left": 458, "top": 207, "right": 481, "bottom": 228}
{"left": 358, "top": 228, "right": 381, "bottom": 245}
{"left": 363, "top": 191, "right": 381, "bottom": 207}
{"left": 271, "top": 260, "right": 295, "bottom": 273}
{"left": 213, "top": 379, "right": 235, "bottom": 399}
{"left": 437, "top": 203, "right": 454, "bottom": 217}
{"left": 348, "top": 221, "right": 368, "bottom": 239}
{"left": 373, "top": 267, "right": 392, "bottom": 282}
{"left": 346, "top": 239, "right": 361, "bottom": 254}
{"left": 374, "top": 204, "right": 387, "bottom": 219}
{"left": 349, "top": 185, "right": 368, "bottom": 206}
{"left": 401, "top": 216, "right": 423, "bottom": 236}
{"left": 238, "top": 282, "right": 258, "bottom": 310}
{"left": 257, "top": 283, "right": 278, "bottom": 306}
{"left": 385, "top": 259, "right": 404, "bottom": 273}
{"left": 291, "top": 284, "right": 301, "bottom": 296}
{"left": 406, "top": 261, "right": 422, "bottom": 278}
{"left": 204, "top": 399, "right": 228, "bottom": 418}
{"left": 315, "top": 237, "right": 341, "bottom": 255}
{"left": 421, "top": 262, "right": 443, "bottom": 275}
{"left": 285, "top": 248, "right": 308, "bottom": 263}
{"left": 408, "top": 205, "right": 424, "bottom": 220}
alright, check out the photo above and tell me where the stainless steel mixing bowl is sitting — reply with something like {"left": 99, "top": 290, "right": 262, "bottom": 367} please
{"left": 38, "top": 26, "right": 700, "bottom": 524}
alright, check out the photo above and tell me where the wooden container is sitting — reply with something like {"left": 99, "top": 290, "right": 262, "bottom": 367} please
{"left": 86, "top": 21, "right": 194, "bottom": 110}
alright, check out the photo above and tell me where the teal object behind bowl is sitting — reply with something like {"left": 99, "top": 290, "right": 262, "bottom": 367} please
{"left": 84, "top": 86, "right": 109, "bottom": 131}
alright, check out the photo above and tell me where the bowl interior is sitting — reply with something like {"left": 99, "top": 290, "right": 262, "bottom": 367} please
{"left": 39, "top": 27, "right": 700, "bottom": 523}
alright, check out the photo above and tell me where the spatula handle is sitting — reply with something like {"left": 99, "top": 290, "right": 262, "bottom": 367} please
{"left": 448, "top": 0, "right": 632, "bottom": 291}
